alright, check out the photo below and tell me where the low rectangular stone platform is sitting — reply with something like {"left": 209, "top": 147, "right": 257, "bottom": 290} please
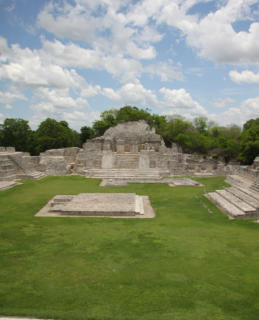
{"left": 36, "top": 193, "right": 155, "bottom": 218}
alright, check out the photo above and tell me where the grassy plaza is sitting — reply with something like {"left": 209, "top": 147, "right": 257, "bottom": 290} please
{"left": 0, "top": 176, "right": 259, "bottom": 320}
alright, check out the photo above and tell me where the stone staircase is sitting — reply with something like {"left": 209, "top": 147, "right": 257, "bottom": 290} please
{"left": 115, "top": 153, "right": 139, "bottom": 169}
{"left": 250, "top": 178, "right": 259, "bottom": 193}
{"left": 206, "top": 175, "right": 259, "bottom": 218}
{"left": 0, "top": 153, "right": 46, "bottom": 181}
{"left": 84, "top": 168, "right": 169, "bottom": 180}
{"left": 0, "top": 153, "right": 20, "bottom": 180}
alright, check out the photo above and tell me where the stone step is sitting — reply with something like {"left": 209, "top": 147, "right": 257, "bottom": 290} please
{"left": 17, "top": 171, "right": 46, "bottom": 180}
{"left": 84, "top": 168, "right": 168, "bottom": 179}
{"left": 226, "top": 175, "right": 253, "bottom": 188}
{"left": 0, "top": 165, "right": 16, "bottom": 171}
{"left": 250, "top": 179, "right": 259, "bottom": 192}
{"left": 216, "top": 189, "right": 257, "bottom": 214}
{"left": 0, "top": 173, "right": 17, "bottom": 181}
{"left": 0, "top": 180, "right": 20, "bottom": 191}
{"left": 0, "top": 170, "right": 16, "bottom": 178}
{"left": 227, "top": 187, "right": 259, "bottom": 209}
{"left": 236, "top": 185, "right": 259, "bottom": 202}
{"left": 206, "top": 192, "right": 245, "bottom": 218}
{"left": 135, "top": 195, "right": 144, "bottom": 215}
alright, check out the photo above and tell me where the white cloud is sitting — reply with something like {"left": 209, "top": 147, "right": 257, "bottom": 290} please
{"left": 102, "top": 82, "right": 208, "bottom": 119}
{"left": 102, "top": 82, "right": 158, "bottom": 107}
{"left": 62, "top": 110, "right": 100, "bottom": 128}
{"left": 0, "top": 89, "right": 27, "bottom": 104}
{"left": 145, "top": 60, "right": 184, "bottom": 82}
{"left": 157, "top": 0, "right": 259, "bottom": 65}
{"left": 229, "top": 70, "right": 259, "bottom": 83}
{"left": 213, "top": 96, "right": 259, "bottom": 126}
{"left": 41, "top": 38, "right": 142, "bottom": 83}
{"left": 37, "top": 0, "right": 158, "bottom": 63}
{"left": 0, "top": 39, "right": 85, "bottom": 89}
{"left": 159, "top": 87, "right": 208, "bottom": 117}
{"left": 35, "top": 88, "right": 89, "bottom": 109}
{"left": 5, "top": 104, "right": 12, "bottom": 110}
{"left": 213, "top": 97, "right": 236, "bottom": 108}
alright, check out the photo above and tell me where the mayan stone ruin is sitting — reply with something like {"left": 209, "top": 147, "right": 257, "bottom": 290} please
{"left": 0, "top": 121, "right": 258, "bottom": 182}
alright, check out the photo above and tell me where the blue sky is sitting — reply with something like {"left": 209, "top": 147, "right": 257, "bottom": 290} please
{"left": 0, "top": 0, "right": 259, "bottom": 130}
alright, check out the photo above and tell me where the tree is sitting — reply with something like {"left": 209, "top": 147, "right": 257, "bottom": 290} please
{"left": 240, "top": 118, "right": 259, "bottom": 164}
{"left": 80, "top": 126, "right": 94, "bottom": 145}
{"left": 1, "top": 118, "right": 33, "bottom": 152}
{"left": 35, "top": 118, "right": 77, "bottom": 154}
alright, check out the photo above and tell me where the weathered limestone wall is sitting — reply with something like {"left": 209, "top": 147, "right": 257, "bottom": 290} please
{"left": 39, "top": 147, "right": 80, "bottom": 175}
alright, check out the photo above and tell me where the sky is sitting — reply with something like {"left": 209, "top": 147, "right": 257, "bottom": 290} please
{"left": 0, "top": 0, "right": 259, "bottom": 130}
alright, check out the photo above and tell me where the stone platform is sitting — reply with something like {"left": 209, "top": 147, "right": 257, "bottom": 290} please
{"left": 0, "top": 180, "right": 21, "bottom": 191}
{"left": 36, "top": 193, "right": 155, "bottom": 218}
{"left": 100, "top": 176, "right": 203, "bottom": 187}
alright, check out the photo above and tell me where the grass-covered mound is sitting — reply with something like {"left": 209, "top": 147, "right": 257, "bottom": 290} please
{"left": 0, "top": 176, "right": 258, "bottom": 320}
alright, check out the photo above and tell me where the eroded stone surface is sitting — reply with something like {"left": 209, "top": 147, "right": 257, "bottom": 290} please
{"left": 0, "top": 180, "right": 21, "bottom": 191}
{"left": 36, "top": 193, "right": 155, "bottom": 218}
{"left": 100, "top": 176, "right": 203, "bottom": 187}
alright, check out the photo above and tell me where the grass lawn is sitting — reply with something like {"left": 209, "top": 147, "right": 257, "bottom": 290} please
{"left": 0, "top": 176, "right": 259, "bottom": 320}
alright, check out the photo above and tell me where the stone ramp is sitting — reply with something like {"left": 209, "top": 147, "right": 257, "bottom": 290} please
{"left": 206, "top": 175, "right": 259, "bottom": 219}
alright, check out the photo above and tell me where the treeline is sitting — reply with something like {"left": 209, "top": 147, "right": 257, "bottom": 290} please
{"left": 0, "top": 106, "right": 258, "bottom": 164}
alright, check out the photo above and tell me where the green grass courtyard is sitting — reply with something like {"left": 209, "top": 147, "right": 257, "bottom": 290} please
{"left": 0, "top": 176, "right": 259, "bottom": 320}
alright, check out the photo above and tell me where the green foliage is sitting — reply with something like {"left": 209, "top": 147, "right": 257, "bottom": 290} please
{"left": 1, "top": 118, "right": 33, "bottom": 152}
{"left": 240, "top": 118, "right": 259, "bottom": 164}
{"left": 34, "top": 118, "right": 78, "bottom": 154}
{"left": 0, "top": 177, "right": 259, "bottom": 320}
{"left": 80, "top": 126, "right": 94, "bottom": 144}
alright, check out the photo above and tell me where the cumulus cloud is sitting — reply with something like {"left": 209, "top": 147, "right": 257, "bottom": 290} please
{"left": 213, "top": 97, "right": 236, "bottom": 108}
{"left": 41, "top": 38, "right": 142, "bottom": 83}
{"left": 0, "top": 88, "right": 27, "bottom": 104}
{"left": 37, "top": 0, "right": 158, "bottom": 62}
{"left": 213, "top": 96, "right": 259, "bottom": 126}
{"left": 155, "top": 0, "right": 259, "bottom": 65}
{"left": 229, "top": 70, "right": 259, "bottom": 83}
{"left": 0, "top": 37, "right": 85, "bottom": 89}
{"left": 145, "top": 60, "right": 184, "bottom": 82}
{"left": 102, "top": 82, "right": 158, "bottom": 107}
{"left": 159, "top": 87, "right": 208, "bottom": 117}
{"left": 35, "top": 88, "right": 89, "bottom": 109}
{"left": 102, "top": 83, "right": 208, "bottom": 119}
